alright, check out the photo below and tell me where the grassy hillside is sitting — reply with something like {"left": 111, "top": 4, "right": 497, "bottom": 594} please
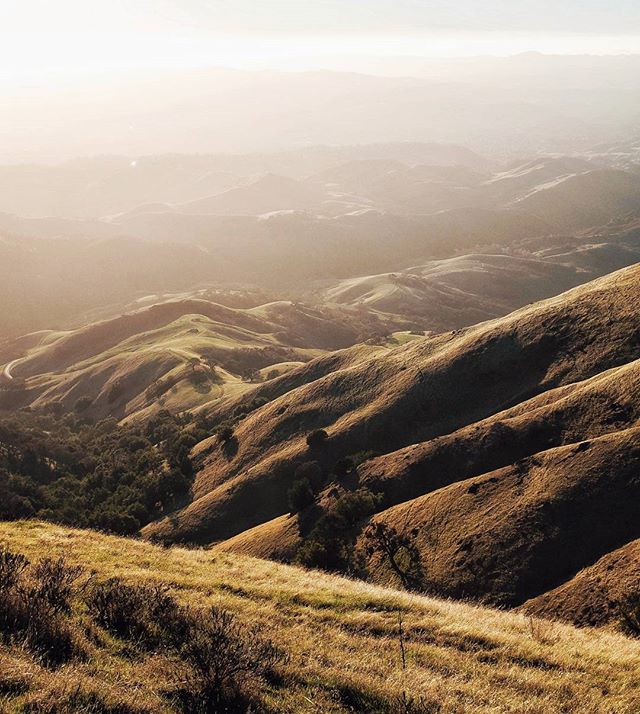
{"left": 317, "top": 241, "right": 640, "bottom": 331}
{"left": 362, "top": 426, "right": 640, "bottom": 606}
{"left": 0, "top": 521, "right": 638, "bottom": 713}
{"left": 138, "top": 265, "right": 640, "bottom": 628}
{"left": 146, "top": 265, "right": 639, "bottom": 543}
{"left": 0, "top": 299, "right": 391, "bottom": 421}
{"left": 511, "top": 169, "right": 640, "bottom": 231}
{"left": 523, "top": 540, "right": 640, "bottom": 628}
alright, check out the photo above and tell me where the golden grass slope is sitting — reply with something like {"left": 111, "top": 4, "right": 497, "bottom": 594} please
{"left": 146, "top": 264, "right": 640, "bottom": 546}
{"left": 320, "top": 252, "right": 590, "bottom": 331}
{"left": 0, "top": 521, "right": 639, "bottom": 713}
{"left": 361, "top": 426, "right": 640, "bottom": 606}
{"left": 523, "top": 540, "right": 640, "bottom": 628}
{"left": 1, "top": 298, "right": 384, "bottom": 420}
{"left": 357, "top": 357, "right": 640, "bottom": 509}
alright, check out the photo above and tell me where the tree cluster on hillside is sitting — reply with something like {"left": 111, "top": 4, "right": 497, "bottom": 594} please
{"left": 297, "top": 488, "right": 381, "bottom": 572}
{"left": 0, "top": 408, "right": 203, "bottom": 535}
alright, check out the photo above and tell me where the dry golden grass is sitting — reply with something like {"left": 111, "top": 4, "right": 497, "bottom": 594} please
{"left": 145, "top": 264, "right": 640, "bottom": 548}
{"left": 0, "top": 521, "right": 638, "bottom": 713}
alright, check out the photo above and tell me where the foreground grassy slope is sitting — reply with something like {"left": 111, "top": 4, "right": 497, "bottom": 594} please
{"left": 1, "top": 521, "right": 639, "bottom": 713}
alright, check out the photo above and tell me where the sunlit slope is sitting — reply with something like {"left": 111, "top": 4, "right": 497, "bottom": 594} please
{"left": 0, "top": 299, "right": 375, "bottom": 420}
{"left": 510, "top": 169, "right": 640, "bottom": 231}
{"left": 145, "top": 265, "right": 640, "bottom": 547}
{"left": 362, "top": 426, "right": 639, "bottom": 606}
{"left": 212, "top": 360, "right": 640, "bottom": 614}
{"left": 0, "top": 521, "right": 638, "bottom": 714}
{"left": 523, "top": 539, "right": 640, "bottom": 628}
{"left": 318, "top": 235, "right": 640, "bottom": 330}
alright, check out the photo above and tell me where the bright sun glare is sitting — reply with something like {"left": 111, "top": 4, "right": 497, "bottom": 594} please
{"left": 2, "top": 0, "right": 640, "bottom": 87}
{"left": 2, "top": 30, "right": 639, "bottom": 91}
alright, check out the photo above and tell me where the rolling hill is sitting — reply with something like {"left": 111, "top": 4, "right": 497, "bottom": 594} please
{"left": 523, "top": 539, "right": 640, "bottom": 628}
{"left": 140, "top": 264, "right": 640, "bottom": 628}
{"left": 511, "top": 169, "right": 640, "bottom": 231}
{"left": 316, "top": 238, "right": 640, "bottom": 330}
{"left": 0, "top": 298, "right": 393, "bottom": 421}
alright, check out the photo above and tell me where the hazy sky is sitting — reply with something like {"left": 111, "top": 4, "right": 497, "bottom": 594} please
{"left": 2, "top": 0, "right": 640, "bottom": 80}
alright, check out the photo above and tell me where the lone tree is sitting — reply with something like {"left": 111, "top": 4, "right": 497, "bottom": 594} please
{"left": 306, "top": 429, "right": 328, "bottom": 449}
{"left": 363, "top": 522, "right": 424, "bottom": 591}
{"left": 218, "top": 426, "right": 235, "bottom": 443}
{"left": 240, "top": 367, "right": 260, "bottom": 383}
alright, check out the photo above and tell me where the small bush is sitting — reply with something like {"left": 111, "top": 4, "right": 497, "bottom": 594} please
{"left": 178, "top": 605, "right": 285, "bottom": 710}
{"left": 333, "top": 457, "right": 355, "bottom": 478}
{"left": 218, "top": 426, "right": 235, "bottom": 443}
{"left": 87, "top": 577, "right": 181, "bottom": 649}
{"left": 0, "top": 546, "right": 29, "bottom": 591}
{"left": 21, "top": 606, "right": 80, "bottom": 666}
{"left": 288, "top": 478, "right": 315, "bottom": 513}
{"left": 87, "top": 578, "right": 284, "bottom": 709}
{"left": 0, "top": 549, "right": 86, "bottom": 665}
{"left": 73, "top": 396, "right": 93, "bottom": 414}
{"left": 29, "top": 557, "right": 85, "bottom": 614}
{"left": 306, "top": 429, "right": 328, "bottom": 449}
{"left": 293, "top": 461, "right": 324, "bottom": 490}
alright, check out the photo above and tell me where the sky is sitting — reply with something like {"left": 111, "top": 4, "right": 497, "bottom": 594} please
{"left": 1, "top": 0, "right": 640, "bottom": 82}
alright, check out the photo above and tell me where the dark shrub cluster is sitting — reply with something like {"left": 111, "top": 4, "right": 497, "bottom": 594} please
{"left": 287, "top": 478, "right": 315, "bottom": 513}
{"left": 179, "top": 605, "right": 284, "bottom": 710}
{"left": 0, "top": 546, "right": 86, "bottom": 665}
{"left": 217, "top": 425, "right": 235, "bottom": 443}
{"left": 306, "top": 429, "right": 329, "bottom": 449}
{"left": 297, "top": 488, "right": 380, "bottom": 571}
{"left": 0, "top": 409, "right": 196, "bottom": 535}
{"left": 87, "top": 577, "right": 182, "bottom": 649}
{"left": 1, "top": 545, "right": 286, "bottom": 710}
{"left": 87, "top": 577, "right": 285, "bottom": 710}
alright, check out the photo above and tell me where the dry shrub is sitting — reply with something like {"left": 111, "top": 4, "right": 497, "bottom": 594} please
{"left": 0, "top": 547, "right": 29, "bottom": 591}
{"left": 527, "top": 616, "right": 560, "bottom": 645}
{"left": 177, "top": 605, "right": 285, "bottom": 710}
{"left": 29, "top": 557, "right": 85, "bottom": 614}
{"left": 0, "top": 546, "right": 87, "bottom": 665}
{"left": 87, "top": 577, "right": 285, "bottom": 710}
{"left": 87, "top": 577, "right": 182, "bottom": 649}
